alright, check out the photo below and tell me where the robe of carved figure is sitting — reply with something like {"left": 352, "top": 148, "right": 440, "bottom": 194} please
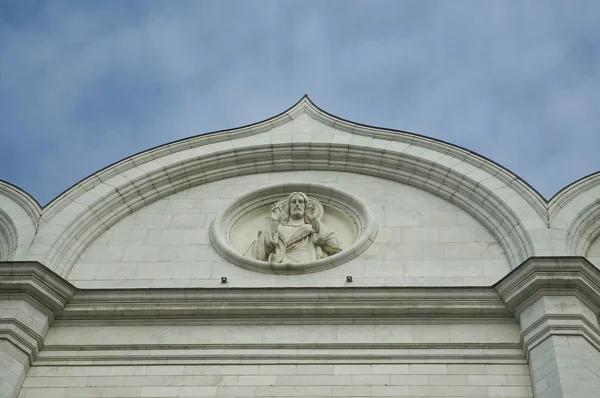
{"left": 245, "top": 192, "right": 342, "bottom": 264}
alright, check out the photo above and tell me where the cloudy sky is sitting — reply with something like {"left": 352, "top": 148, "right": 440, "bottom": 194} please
{"left": 1, "top": 1, "right": 599, "bottom": 205}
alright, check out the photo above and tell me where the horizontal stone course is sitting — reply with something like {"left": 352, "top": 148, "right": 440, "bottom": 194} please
{"left": 18, "top": 363, "right": 534, "bottom": 397}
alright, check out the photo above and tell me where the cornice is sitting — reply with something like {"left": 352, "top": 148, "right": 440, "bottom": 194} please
{"left": 494, "top": 256, "right": 600, "bottom": 314}
{"left": 36, "top": 343, "right": 526, "bottom": 366}
{"left": 59, "top": 286, "right": 511, "bottom": 324}
{"left": 0, "top": 261, "right": 77, "bottom": 317}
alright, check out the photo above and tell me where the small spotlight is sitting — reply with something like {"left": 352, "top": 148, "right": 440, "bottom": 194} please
{"left": 346, "top": 276, "right": 353, "bottom": 283}
{"left": 221, "top": 277, "right": 228, "bottom": 284}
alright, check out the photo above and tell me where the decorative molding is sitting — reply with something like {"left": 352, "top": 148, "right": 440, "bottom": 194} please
{"left": 47, "top": 143, "right": 534, "bottom": 277}
{"left": 566, "top": 198, "right": 600, "bottom": 256}
{"left": 0, "top": 318, "right": 45, "bottom": 363}
{"left": 209, "top": 183, "right": 378, "bottom": 274}
{"left": 0, "top": 208, "right": 17, "bottom": 261}
{"left": 35, "top": 343, "right": 526, "bottom": 366}
{"left": 0, "top": 262, "right": 77, "bottom": 316}
{"left": 0, "top": 261, "right": 76, "bottom": 365}
{"left": 519, "top": 313, "right": 600, "bottom": 361}
{"left": 549, "top": 171, "right": 600, "bottom": 224}
{"left": 0, "top": 180, "right": 41, "bottom": 231}
{"left": 59, "top": 286, "right": 511, "bottom": 324}
{"left": 494, "top": 256, "right": 600, "bottom": 313}
{"left": 40, "top": 95, "right": 547, "bottom": 227}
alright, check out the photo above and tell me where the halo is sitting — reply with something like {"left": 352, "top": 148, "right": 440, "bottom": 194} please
{"left": 274, "top": 193, "right": 324, "bottom": 219}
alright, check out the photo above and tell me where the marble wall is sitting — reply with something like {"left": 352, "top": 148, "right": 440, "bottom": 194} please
{"left": 18, "top": 363, "right": 533, "bottom": 398}
{"left": 68, "top": 171, "right": 510, "bottom": 289}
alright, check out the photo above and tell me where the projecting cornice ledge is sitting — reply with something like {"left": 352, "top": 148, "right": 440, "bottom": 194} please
{"left": 494, "top": 256, "right": 600, "bottom": 314}
{"left": 0, "top": 262, "right": 76, "bottom": 363}
{"left": 0, "top": 261, "right": 77, "bottom": 317}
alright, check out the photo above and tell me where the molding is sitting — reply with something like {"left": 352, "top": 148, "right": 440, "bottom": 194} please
{"left": 47, "top": 143, "right": 534, "bottom": 276}
{"left": 59, "top": 286, "right": 511, "bottom": 324}
{"left": 41, "top": 95, "right": 547, "bottom": 227}
{"left": 0, "top": 180, "right": 41, "bottom": 231}
{"left": 520, "top": 314, "right": 600, "bottom": 360}
{"left": 0, "top": 261, "right": 77, "bottom": 318}
{"left": 566, "top": 198, "right": 600, "bottom": 256}
{"left": 0, "top": 318, "right": 45, "bottom": 363}
{"left": 549, "top": 171, "right": 600, "bottom": 223}
{"left": 35, "top": 343, "right": 526, "bottom": 366}
{"left": 209, "top": 183, "right": 378, "bottom": 274}
{"left": 0, "top": 208, "right": 17, "bottom": 260}
{"left": 494, "top": 256, "right": 600, "bottom": 313}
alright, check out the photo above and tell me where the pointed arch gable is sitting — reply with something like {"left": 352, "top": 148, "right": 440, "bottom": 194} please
{"left": 21, "top": 96, "right": 553, "bottom": 278}
{"left": 0, "top": 179, "right": 41, "bottom": 260}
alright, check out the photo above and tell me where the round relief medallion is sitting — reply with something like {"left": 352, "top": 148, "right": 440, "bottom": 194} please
{"left": 209, "top": 183, "right": 378, "bottom": 274}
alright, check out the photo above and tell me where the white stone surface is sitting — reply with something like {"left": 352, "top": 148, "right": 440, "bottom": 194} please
{"left": 68, "top": 171, "right": 511, "bottom": 288}
{"left": 587, "top": 236, "right": 600, "bottom": 268}
{"left": 17, "top": 363, "right": 533, "bottom": 398}
{"left": 44, "top": 322, "right": 521, "bottom": 346}
{"left": 0, "top": 341, "right": 29, "bottom": 398}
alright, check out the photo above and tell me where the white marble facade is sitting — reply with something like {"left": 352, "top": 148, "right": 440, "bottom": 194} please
{"left": 1, "top": 96, "right": 600, "bottom": 398}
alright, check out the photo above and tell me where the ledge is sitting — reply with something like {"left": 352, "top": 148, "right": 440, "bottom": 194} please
{"left": 494, "top": 256, "right": 600, "bottom": 313}
{"left": 59, "top": 286, "right": 511, "bottom": 324}
{"left": 0, "top": 261, "right": 77, "bottom": 316}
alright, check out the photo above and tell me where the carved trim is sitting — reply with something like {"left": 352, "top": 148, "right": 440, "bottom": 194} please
{"left": 209, "top": 183, "right": 377, "bottom": 274}
{"left": 40, "top": 96, "right": 547, "bottom": 227}
{"left": 0, "top": 318, "right": 45, "bottom": 363}
{"left": 59, "top": 286, "right": 511, "bottom": 324}
{"left": 35, "top": 343, "right": 526, "bottom": 366}
{"left": 47, "top": 144, "right": 533, "bottom": 277}
{"left": 0, "top": 262, "right": 77, "bottom": 316}
{"left": 549, "top": 171, "right": 600, "bottom": 223}
{"left": 494, "top": 256, "right": 600, "bottom": 312}
{"left": 0, "top": 208, "right": 17, "bottom": 261}
{"left": 0, "top": 180, "right": 41, "bottom": 230}
{"left": 566, "top": 198, "right": 600, "bottom": 255}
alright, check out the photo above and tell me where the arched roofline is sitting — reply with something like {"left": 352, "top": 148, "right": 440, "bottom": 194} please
{"left": 549, "top": 171, "right": 600, "bottom": 222}
{"left": 0, "top": 179, "right": 42, "bottom": 228}
{"left": 40, "top": 95, "right": 548, "bottom": 223}
{"left": 44, "top": 142, "right": 535, "bottom": 276}
{"left": 548, "top": 171, "right": 600, "bottom": 256}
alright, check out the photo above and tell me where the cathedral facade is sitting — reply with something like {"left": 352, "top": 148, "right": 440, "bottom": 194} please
{"left": 1, "top": 97, "right": 600, "bottom": 398}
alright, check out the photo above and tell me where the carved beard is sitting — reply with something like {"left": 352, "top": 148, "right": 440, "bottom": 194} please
{"left": 290, "top": 208, "right": 304, "bottom": 219}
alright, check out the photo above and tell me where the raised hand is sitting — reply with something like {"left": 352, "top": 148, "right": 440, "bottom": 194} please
{"left": 306, "top": 203, "right": 319, "bottom": 228}
{"left": 270, "top": 203, "right": 285, "bottom": 224}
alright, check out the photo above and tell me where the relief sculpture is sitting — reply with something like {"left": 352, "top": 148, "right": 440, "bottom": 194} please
{"left": 244, "top": 192, "right": 342, "bottom": 264}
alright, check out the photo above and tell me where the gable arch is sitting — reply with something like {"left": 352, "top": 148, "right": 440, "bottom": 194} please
{"left": 549, "top": 172, "right": 600, "bottom": 256}
{"left": 41, "top": 142, "right": 536, "bottom": 277}
{"left": 26, "top": 96, "right": 549, "bottom": 277}
{"left": 0, "top": 179, "right": 41, "bottom": 260}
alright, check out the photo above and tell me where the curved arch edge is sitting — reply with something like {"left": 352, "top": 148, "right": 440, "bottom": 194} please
{"left": 0, "top": 180, "right": 41, "bottom": 260}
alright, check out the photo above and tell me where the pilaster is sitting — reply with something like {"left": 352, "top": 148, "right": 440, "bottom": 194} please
{"left": 496, "top": 257, "right": 600, "bottom": 398}
{"left": 0, "top": 262, "right": 75, "bottom": 398}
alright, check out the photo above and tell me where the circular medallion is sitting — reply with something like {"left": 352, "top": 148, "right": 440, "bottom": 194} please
{"left": 209, "top": 183, "right": 378, "bottom": 274}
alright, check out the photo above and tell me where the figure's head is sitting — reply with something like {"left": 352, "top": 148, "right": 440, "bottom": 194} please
{"left": 286, "top": 192, "right": 308, "bottom": 221}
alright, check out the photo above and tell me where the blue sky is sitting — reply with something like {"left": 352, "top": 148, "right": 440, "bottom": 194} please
{"left": 1, "top": 1, "right": 599, "bottom": 205}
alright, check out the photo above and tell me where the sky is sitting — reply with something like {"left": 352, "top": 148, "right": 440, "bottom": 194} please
{"left": 0, "top": 1, "right": 599, "bottom": 205}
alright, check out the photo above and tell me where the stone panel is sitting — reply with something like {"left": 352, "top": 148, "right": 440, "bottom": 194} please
{"left": 587, "top": 236, "right": 600, "bottom": 268}
{"left": 69, "top": 171, "right": 510, "bottom": 288}
{"left": 18, "top": 363, "right": 533, "bottom": 398}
